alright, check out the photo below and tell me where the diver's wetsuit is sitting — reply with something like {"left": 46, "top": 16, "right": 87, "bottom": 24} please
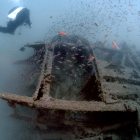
{"left": 0, "top": 6, "right": 31, "bottom": 35}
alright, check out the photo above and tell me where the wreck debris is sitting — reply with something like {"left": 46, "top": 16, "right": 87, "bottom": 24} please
{"left": 19, "top": 47, "right": 25, "bottom": 51}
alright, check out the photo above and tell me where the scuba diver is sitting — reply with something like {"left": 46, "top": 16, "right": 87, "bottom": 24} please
{"left": 0, "top": 6, "right": 31, "bottom": 35}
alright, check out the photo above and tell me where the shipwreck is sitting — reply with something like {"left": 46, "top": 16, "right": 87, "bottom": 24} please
{"left": 1, "top": 34, "right": 140, "bottom": 139}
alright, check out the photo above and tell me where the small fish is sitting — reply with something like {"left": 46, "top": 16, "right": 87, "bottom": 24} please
{"left": 88, "top": 56, "right": 95, "bottom": 63}
{"left": 48, "top": 67, "right": 52, "bottom": 70}
{"left": 53, "top": 55, "right": 56, "bottom": 58}
{"left": 67, "top": 60, "right": 72, "bottom": 63}
{"left": 112, "top": 42, "right": 119, "bottom": 49}
{"left": 95, "top": 23, "right": 98, "bottom": 26}
{"left": 90, "top": 45, "right": 94, "bottom": 48}
{"left": 104, "top": 40, "right": 107, "bottom": 44}
{"left": 55, "top": 66, "right": 60, "bottom": 70}
{"left": 37, "top": 60, "right": 41, "bottom": 63}
{"left": 105, "top": 35, "right": 108, "bottom": 38}
{"left": 58, "top": 61, "right": 63, "bottom": 64}
{"left": 71, "top": 47, "right": 76, "bottom": 49}
{"left": 69, "top": 74, "right": 73, "bottom": 76}
{"left": 73, "top": 30, "right": 77, "bottom": 32}
{"left": 41, "top": 62, "right": 47, "bottom": 66}
{"left": 80, "top": 55, "right": 84, "bottom": 57}
{"left": 57, "top": 53, "right": 61, "bottom": 56}
{"left": 78, "top": 40, "right": 82, "bottom": 43}
{"left": 59, "top": 31, "right": 67, "bottom": 35}
{"left": 105, "top": 52, "right": 109, "bottom": 54}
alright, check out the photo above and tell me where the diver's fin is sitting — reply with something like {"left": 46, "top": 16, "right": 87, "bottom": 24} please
{"left": 0, "top": 26, "right": 8, "bottom": 33}
{"left": 0, "top": 23, "right": 15, "bottom": 35}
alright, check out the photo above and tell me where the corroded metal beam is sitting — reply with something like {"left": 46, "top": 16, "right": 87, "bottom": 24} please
{"left": 103, "top": 75, "right": 140, "bottom": 85}
{"left": 32, "top": 45, "right": 53, "bottom": 100}
{"left": 0, "top": 93, "right": 34, "bottom": 108}
{"left": 0, "top": 92, "right": 138, "bottom": 112}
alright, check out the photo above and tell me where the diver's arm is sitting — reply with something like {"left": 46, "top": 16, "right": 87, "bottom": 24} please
{"left": 25, "top": 18, "right": 32, "bottom": 28}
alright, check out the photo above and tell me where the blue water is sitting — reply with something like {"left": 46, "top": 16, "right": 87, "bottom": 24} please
{"left": 0, "top": 0, "right": 140, "bottom": 139}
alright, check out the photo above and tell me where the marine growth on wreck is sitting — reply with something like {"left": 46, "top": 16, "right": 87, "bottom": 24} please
{"left": 1, "top": 34, "right": 140, "bottom": 140}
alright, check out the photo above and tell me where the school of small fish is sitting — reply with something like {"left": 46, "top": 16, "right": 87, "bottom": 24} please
{"left": 18, "top": 0, "right": 140, "bottom": 90}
